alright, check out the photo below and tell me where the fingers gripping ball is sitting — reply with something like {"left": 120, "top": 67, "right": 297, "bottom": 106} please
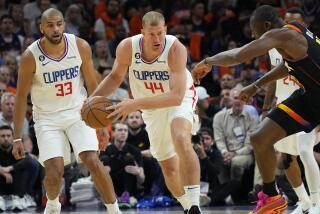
{"left": 81, "top": 96, "right": 115, "bottom": 128}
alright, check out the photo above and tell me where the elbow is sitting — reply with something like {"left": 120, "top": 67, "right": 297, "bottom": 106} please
{"left": 172, "top": 93, "right": 184, "bottom": 106}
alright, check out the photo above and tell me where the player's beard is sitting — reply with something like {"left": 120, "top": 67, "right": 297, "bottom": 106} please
{"left": 43, "top": 32, "right": 63, "bottom": 45}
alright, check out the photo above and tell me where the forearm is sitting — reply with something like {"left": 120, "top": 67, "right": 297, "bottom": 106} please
{"left": 205, "top": 49, "right": 242, "bottom": 67}
{"left": 215, "top": 140, "right": 228, "bottom": 154}
{"left": 136, "top": 167, "right": 145, "bottom": 184}
{"left": 255, "top": 64, "right": 288, "bottom": 88}
{"left": 263, "top": 81, "right": 276, "bottom": 110}
{"left": 13, "top": 95, "right": 28, "bottom": 139}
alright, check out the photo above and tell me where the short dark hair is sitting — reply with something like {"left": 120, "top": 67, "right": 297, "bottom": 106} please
{"left": 198, "top": 127, "right": 213, "bottom": 138}
{"left": 0, "top": 125, "right": 13, "bottom": 134}
{"left": 0, "top": 14, "right": 13, "bottom": 23}
{"left": 286, "top": 7, "right": 305, "bottom": 20}
{"left": 252, "top": 5, "right": 280, "bottom": 24}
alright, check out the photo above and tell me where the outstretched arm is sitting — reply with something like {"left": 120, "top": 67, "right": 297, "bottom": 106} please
{"left": 192, "top": 28, "right": 307, "bottom": 84}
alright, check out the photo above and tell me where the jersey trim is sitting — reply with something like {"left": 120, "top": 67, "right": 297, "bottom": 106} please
{"left": 37, "top": 35, "right": 69, "bottom": 62}
{"left": 277, "top": 103, "right": 311, "bottom": 128}
{"left": 139, "top": 37, "right": 167, "bottom": 64}
{"left": 284, "top": 24, "right": 302, "bottom": 33}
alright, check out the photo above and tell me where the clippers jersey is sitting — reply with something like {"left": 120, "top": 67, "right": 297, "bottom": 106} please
{"left": 128, "top": 34, "right": 196, "bottom": 112}
{"left": 28, "top": 33, "right": 87, "bottom": 114}
{"left": 268, "top": 48, "right": 299, "bottom": 103}
{"left": 283, "top": 21, "right": 320, "bottom": 100}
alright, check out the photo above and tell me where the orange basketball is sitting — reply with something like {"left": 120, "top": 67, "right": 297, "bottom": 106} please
{"left": 81, "top": 96, "right": 115, "bottom": 128}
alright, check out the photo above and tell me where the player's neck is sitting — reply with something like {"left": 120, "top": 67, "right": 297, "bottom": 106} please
{"left": 141, "top": 42, "right": 163, "bottom": 62}
{"left": 40, "top": 37, "right": 66, "bottom": 58}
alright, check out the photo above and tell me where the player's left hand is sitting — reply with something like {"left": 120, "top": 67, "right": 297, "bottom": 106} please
{"left": 106, "top": 97, "right": 137, "bottom": 122}
{"left": 191, "top": 59, "right": 212, "bottom": 84}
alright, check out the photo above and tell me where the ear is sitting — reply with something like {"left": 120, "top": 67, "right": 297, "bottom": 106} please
{"left": 164, "top": 25, "right": 167, "bottom": 34}
{"left": 264, "top": 21, "right": 272, "bottom": 31}
{"left": 39, "top": 23, "right": 43, "bottom": 34}
{"left": 141, "top": 28, "right": 144, "bottom": 35}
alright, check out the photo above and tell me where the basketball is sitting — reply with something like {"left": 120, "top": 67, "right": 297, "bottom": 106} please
{"left": 81, "top": 96, "right": 115, "bottom": 128}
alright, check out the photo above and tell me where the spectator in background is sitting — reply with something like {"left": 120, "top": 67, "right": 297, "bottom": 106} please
{"left": 94, "top": 0, "right": 129, "bottom": 40}
{"left": 0, "top": 65, "right": 16, "bottom": 93}
{"left": 126, "top": 111, "right": 163, "bottom": 195}
{"left": 0, "top": 82, "right": 6, "bottom": 101}
{"left": 21, "top": 36, "right": 35, "bottom": 53}
{"left": 213, "top": 88, "right": 256, "bottom": 186}
{"left": 0, "top": 15, "right": 23, "bottom": 57}
{"left": 0, "top": 93, "right": 29, "bottom": 137}
{"left": 3, "top": 55, "right": 18, "bottom": 89}
{"left": 8, "top": 3, "right": 30, "bottom": 37}
{"left": 93, "top": 40, "right": 113, "bottom": 76}
{"left": 108, "top": 25, "right": 128, "bottom": 59}
{"left": 129, "top": 0, "right": 152, "bottom": 36}
{"left": 100, "top": 122, "right": 145, "bottom": 200}
{"left": 0, "top": 125, "right": 40, "bottom": 211}
{"left": 23, "top": 0, "right": 55, "bottom": 22}
{"left": 64, "top": 4, "right": 81, "bottom": 36}
{"left": 0, "top": 0, "right": 6, "bottom": 18}
{"left": 31, "top": 16, "right": 42, "bottom": 40}
{"left": 195, "top": 86, "right": 220, "bottom": 129}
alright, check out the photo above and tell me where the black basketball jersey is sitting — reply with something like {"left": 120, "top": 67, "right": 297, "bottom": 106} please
{"left": 282, "top": 21, "right": 320, "bottom": 96}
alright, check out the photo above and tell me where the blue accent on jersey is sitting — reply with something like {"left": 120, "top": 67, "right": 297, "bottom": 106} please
{"left": 133, "top": 69, "right": 169, "bottom": 81}
{"left": 43, "top": 65, "right": 79, "bottom": 83}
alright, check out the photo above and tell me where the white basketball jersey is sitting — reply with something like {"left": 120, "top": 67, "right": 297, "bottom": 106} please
{"left": 28, "top": 33, "right": 87, "bottom": 114}
{"left": 268, "top": 48, "right": 299, "bottom": 103}
{"left": 128, "top": 34, "right": 197, "bottom": 112}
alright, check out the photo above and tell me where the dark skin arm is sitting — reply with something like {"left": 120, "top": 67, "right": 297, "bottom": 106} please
{"left": 192, "top": 28, "right": 307, "bottom": 101}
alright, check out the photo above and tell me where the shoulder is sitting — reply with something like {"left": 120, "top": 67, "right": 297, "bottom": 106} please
{"left": 20, "top": 48, "right": 36, "bottom": 66}
{"left": 117, "top": 37, "right": 132, "bottom": 50}
{"left": 261, "top": 28, "right": 302, "bottom": 44}
{"left": 213, "top": 109, "right": 227, "bottom": 121}
{"left": 168, "top": 37, "right": 186, "bottom": 55}
{"left": 75, "top": 37, "right": 91, "bottom": 52}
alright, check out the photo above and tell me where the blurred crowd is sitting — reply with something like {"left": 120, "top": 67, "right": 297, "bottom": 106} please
{"left": 1, "top": 0, "right": 320, "bottom": 212}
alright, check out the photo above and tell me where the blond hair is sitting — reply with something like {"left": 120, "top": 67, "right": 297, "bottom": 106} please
{"left": 142, "top": 11, "right": 165, "bottom": 27}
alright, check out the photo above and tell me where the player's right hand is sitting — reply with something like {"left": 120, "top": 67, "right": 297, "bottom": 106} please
{"left": 239, "top": 83, "right": 259, "bottom": 103}
{"left": 12, "top": 141, "right": 25, "bottom": 160}
{"left": 191, "top": 60, "right": 212, "bottom": 84}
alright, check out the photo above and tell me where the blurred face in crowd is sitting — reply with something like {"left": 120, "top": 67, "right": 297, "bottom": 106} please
{"left": 11, "top": 4, "right": 23, "bottom": 22}
{"left": 107, "top": 0, "right": 120, "bottom": 17}
{"left": 40, "top": 0, "right": 51, "bottom": 12}
{"left": 0, "top": 82, "right": 7, "bottom": 98}
{"left": 113, "top": 123, "right": 129, "bottom": 143}
{"left": 22, "top": 37, "right": 35, "bottom": 52}
{"left": 95, "top": 40, "right": 108, "bottom": 58}
{"left": 0, "top": 66, "right": 11, "bottom": 85}
{"left": 220, "top": 74, "right": 235, "bottom": 89}
{"left": 220, "top": 88, "right": 232, "bottom": 108}
{"left": 231, "top": 89, "right": 244, "bottom": 115}
{"left": 284, "top": 12, "right": 305, "bottom": 26}
{"left": 1, "top": 17, "right": 14, "bottom": 35}
{"left": 115, "top": 25, "right": 127, "bottom": 40}
{"left": 192, "top": 2, "right": 205, "bottom": 18}
{"left": 40, "top": 13, "right": 65, "bottom": 44}
{"left": 228, "top": 40, "right": 237, "bottom": 50}
{"left": 201, "top": 132, "right": 214, "bottom": 151}
{"left": 142, "top": 20, "right": 166, "bottom": 52}
{"left": 66, "top": 4, "right": 81, "bottom": 24}
{"left": 0, "top": 128, "right": 13, "bottom": 152}
{"left": 127, "top": 111, "right": 143, "bottom": 130}
{"left": 4, "top": 56, "right": 17, "bottom": 73}
{"left": 1, "top": 94, "right": 15, "bottom": 119}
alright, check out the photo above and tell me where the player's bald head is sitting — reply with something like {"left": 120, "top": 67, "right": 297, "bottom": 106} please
{"left": 41, "top": 8, "right": 64, "bottom": 23}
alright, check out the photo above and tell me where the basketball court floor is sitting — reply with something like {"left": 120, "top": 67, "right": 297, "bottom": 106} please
{"left": 17, "top": 206, "right": 295, "bottom": 213}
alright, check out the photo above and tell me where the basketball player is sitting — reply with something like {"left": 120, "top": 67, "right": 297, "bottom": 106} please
{"left": 91, "top": 11, "right": 201, "bottom": 214}
{"left": 11, "top": 9, "right": 121, "bottom": 214}
{"left": 262, "top": 8, "right": 320, "bottom": 214}
{"left": 192, "top": 5, "right": 320, "bottom": 214}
